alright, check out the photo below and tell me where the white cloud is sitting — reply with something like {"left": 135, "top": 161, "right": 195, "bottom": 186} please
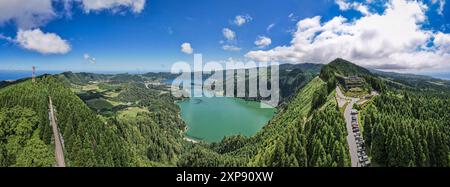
{"left": 335, "top": 0, "right": 371, "bottom": 15}
{"left": 222, "top": 45, "right": 241, "bottom": 51}
{"left": 221, "top": 28, "right": 241, "bottom": 51}
{"left": 434, "top": 32, "right": 450, "bottom": 52}
{"left": 84, "top": 53, "right": 97, "bottom": 64}
{"left": 254, "top": 36, "right": 272, "bottom": 48}
{"left": 0, "top": 0, "right": 148, "bottom": 55}
{"left": 0, "top": 34, "right": 14, "bottom": 42}
{"left": 335, "top": 0, "right": 354, "bottom": 10}
{"left": 234, "top": 15, "right": 252, "bottom": 26}
{"left": 288, "top": 13, "right": 297, "bottom": 21}
{"left": 431, "top": 0, "right": 446, "bottom": 15}
{"left": 181, "top": 42, "right": 193, "bottom": 54}
{"left": 266, "top": 23, "right": 275, "bottom": 32}
{"left": 0, "top": 0, "right": 55, "bottom": 29}
{"left": 16, "top": 29, "right": 71, "bottom": 54}
{"left": 222, "top": 28, "right": 236, "bottom": 41}
{"left": 246, "top": 0, "right": 450, "bottom": 71}
{"left": 81, "top": 0, "right": 146, "bottom": 13}
{"left": 62, "top": 0, "right": 74, "bottom": 18}
{"left": 0, "top": 0, "right": 148, "bottom": 29}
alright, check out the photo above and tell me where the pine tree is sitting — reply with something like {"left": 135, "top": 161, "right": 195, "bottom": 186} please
{"left": 371, "top": 123, "right": 386, "bottom": 165}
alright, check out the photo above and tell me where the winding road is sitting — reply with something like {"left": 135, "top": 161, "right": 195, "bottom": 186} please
{"left": 336, "top": 87, "right": 360, "bottom": 167}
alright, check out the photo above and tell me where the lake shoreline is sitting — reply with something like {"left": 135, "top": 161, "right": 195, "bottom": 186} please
{"left": 183, "top": 136, "right": 199, "bottom": 144}
{"left": 181, "top": 125, "right": 201, "bottom": 144}
{"left": 177, "top": 96, "right": 276, "bottom": 143}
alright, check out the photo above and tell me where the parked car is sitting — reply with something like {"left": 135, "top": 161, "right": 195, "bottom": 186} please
{"left": 358, "top": 150, "right": 366, "bottom": 155}
{"left": 358, "top": 157, "right": 364, "bottom": 163}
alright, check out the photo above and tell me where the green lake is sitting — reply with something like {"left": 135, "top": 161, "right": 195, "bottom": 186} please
{"left": 177, "top": 97, "right": 276, "bottom": 142}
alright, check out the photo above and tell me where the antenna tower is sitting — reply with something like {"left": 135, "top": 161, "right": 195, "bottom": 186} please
{"left": 32, "top": 66, "right": 36, "bottom": 83}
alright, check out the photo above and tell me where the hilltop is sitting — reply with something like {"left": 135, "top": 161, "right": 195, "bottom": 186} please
{"left": 0, "top": 58, "right": 448, "bottom": 167}
{"left": 320, "top": 58, "right": 450, "bottom": 93}
{"left": 319, "top": 58, "right": 449, "bottom": 166}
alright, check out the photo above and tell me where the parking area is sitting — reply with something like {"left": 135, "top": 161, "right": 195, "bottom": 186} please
{"left": 351, "top": 109, "right": 371, "bottom": 167}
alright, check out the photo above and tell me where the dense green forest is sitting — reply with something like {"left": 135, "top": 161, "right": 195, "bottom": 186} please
{"left": 179, "top": 78, "right": 350, "bottom": 167}
{"left": 0, "top": 59, "right": 449, "bottom": 167}
{"left": 361, "top": 92, "right": 450, "bottom": 166}
{"left": 321, "top": 58, "right": 450, "bottom": 167}
{"left": 0, "top": 76, "right": 185, "bottom": 166}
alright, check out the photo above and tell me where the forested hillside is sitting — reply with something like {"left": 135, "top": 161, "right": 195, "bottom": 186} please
{"left": 0, "top": 58, "right": 448, "bottom": 167}
{"left": 320, "top": 59, "right": 450, "bottom": 167}
{"left": 371, "top": 69, "right": 450, "bottom": 92}
{"left": 361, "top": 92, "right": 450, "bottom": 166}
{"left": 0, "top": 76, "right": 185, "bottom": 166}
{"left": 179, "top": 77, "right": 350, "bottom": 167}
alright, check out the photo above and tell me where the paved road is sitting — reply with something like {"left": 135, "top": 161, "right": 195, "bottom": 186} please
{"left": 49, "top": 97, "right": 66, "bottom": 167}
{"left": 336, "top": 87, "right": 360, "bottom": 167}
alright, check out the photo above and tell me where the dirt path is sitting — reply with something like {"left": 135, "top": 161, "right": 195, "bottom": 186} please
{"left": 49, "top": 97, "right": 66, "bottom": 167}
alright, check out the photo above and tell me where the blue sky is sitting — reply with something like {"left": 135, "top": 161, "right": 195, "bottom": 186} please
{"left": 0, "top": 0, "right": 449, "bottom": 73}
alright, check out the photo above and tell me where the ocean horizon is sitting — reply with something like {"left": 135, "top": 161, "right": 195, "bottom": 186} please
{"left": 0, "top": 70, "right": 166, "bottom": 81}
{"left": 0, "top": 70, "right": 63, "bottom": 81}
{"left": 1, "top": 69, "right": 449, "bottom": 81}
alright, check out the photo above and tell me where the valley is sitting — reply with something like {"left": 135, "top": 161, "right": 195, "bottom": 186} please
{"left": 0, "top": 59, "right": 448, "bottom": 167}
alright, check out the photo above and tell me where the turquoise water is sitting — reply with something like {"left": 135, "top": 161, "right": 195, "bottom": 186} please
{"left": 177, "top": 96, "right": 276, "bottom": 142}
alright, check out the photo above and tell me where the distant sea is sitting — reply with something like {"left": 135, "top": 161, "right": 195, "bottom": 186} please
{"left": 1, "top": 69, "right": 449, "bottom": 81}
{"left": 0, "top": 70, "right": 163, "bottom": 81}
{"left": 430, "top": 72, "right": 450, "bottom": 80}
{"left": 0, "top": 70, "right": 62, "bottom": 81}
{"left": 422, "top": 72, "right": 450, "bottom": 80}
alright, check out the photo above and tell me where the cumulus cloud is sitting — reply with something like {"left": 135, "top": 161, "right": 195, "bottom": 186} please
{"left": 246, "top": 0, "right": 450, "bottom": 71}
{"left": 0, "top": 0, "right": 148, "bottom": 55}
{"left": 431, "top": 0, "right": 446, "bottom": 15}
{"left": 0, "top": 0, "right": 147, "bottom": 28}
{"left": 16, "top": 29, "right": 71, "bottom": 54}
{"left": 81, "top": 0, "right": 146, "bottom": 13}
{"left": 335, "top": 0, "right": 370, "bottom": 15}
{"left": 221, "top": 28, "right": 241, "bottom": 51}
{"left": 222, "top": 45, "right": 241, "bottom": 51}
{"left": 222, "top": 28, "right": 236, "bottom": 41}
{"left": 254, "top": 36, "right": 272, "bottom": 48}
{"left": 84, "top": 53, "right": 97, "bottom": 64}
{"left": 0, "top": 0, "right": 55, "bottom": 29}
{"left": 434, "top": 32, "right": 450, "bottom": 52}
{"left": 233, "top": 15, "right": 252, "bottom": 26}
{"left": 181, "top": 42, "right": 193, "bottom": 54}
